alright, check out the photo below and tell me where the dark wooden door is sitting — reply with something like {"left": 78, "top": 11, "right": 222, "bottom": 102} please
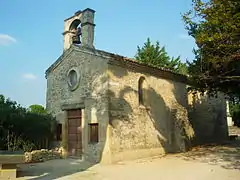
{"left": 67, "top": 109, "right": 82, "bottom": 157}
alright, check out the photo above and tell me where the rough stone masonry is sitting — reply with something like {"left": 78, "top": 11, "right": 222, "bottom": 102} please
{"left": 45, "top": 8, "right": 228, "bottom": 164}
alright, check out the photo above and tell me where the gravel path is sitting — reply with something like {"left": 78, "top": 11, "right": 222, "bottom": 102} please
{"left": 17, "top": 142, "right": 240, "bottom": 180}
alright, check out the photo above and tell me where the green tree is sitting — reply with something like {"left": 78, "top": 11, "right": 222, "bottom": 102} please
{"left": 0, "top": 94, "right": 56, "bottom": 151}
{"left": 135, "top": 38, "right": 188, "bottom": 75}
{"left": 29, "top": 104, "right": 46, "bottom": 114}
{"left": 183, "top": 0, "right": 240, "bottom": 126}
{"left": 229, "top": 96, "right": 240, "bottom": 126}
{"left": 183, "top": 0, "right": 240, "bottom": 96}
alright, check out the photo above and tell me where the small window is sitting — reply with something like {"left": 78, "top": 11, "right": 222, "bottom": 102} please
{"left": 138, "top": 76, "right": 146, "bottom": 105}
{"left": 56, "top": 123, "right": 62, "bottom": 141}
{"left": 89, "top": 123, "right": 99, "bottom": 143}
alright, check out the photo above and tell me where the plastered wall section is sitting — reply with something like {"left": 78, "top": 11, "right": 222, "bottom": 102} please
{"left": 188, "top": 91, "right": 229, "bottom": 145}
{"left": 46, "top": 47, "right": 110, "bottom": 163}
{"left": 107, "top": 64, "right": 194, "bottom": 163}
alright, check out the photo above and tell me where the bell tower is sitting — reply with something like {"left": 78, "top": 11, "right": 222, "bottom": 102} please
{"left": 62, "top": 8, "right": 95, "bottom": 51}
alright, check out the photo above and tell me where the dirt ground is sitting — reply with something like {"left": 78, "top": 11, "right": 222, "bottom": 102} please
{"left": 17, "top": 141, "right": 240, "bottom": 180}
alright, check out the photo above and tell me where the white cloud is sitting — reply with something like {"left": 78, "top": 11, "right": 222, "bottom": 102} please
{"left": 0, "top": 34, "right": 17, "bottom": 46}
{"left": 179, "top": 34, "right": 192, "bottom": 40}
{"left": 22, "top": 73, "right": 37, "bottom": 80}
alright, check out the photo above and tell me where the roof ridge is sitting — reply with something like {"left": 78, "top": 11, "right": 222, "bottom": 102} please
{"left": 93, "top": 48, "right": 186, "bottom": 78}
{"left": 45, "top": 45, "right": 187, "bottom": 82}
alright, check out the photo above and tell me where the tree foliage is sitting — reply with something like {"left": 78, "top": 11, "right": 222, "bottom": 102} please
{"left": 29, "top": 104, "right": 46, "bottom": 114}
{"left": 135, "top": 38, "right": 188, "bottom": 75}
{"left": 183, "top": 0, "right": 240, "bottom": 96}
{"left": 229, "top": 96, "right": 240, "bottom": 126}
{"left": 0, "top": 95, "right": 56, "bottom": 151}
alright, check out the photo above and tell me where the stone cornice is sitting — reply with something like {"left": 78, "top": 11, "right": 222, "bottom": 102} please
{"left": 82, "top": 8, "right": 95, "bottom": 13}
{"left": 61, "top": 102, "right": 85, "bottom": 110}
{"left": 81, "top": 22, "right": 96, "bottom": 27}
{"left": 62, "top": 30, "right": 75, "bottom": 35}
{"left": 64, "top": 8, "right": 95, "bottom": 22}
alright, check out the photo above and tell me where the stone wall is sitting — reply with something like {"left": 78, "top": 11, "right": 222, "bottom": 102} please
{"left": 107, "top": 64, "right": 194, "bottom": 163}
{"left": 188, "top": 91, "right": 228, "bottom": 145}
{"left": 25, "top": 149, "right": 62, "bottom": 163}
{"left": 46, "top": 46, "right": 110, "bottom": 163}
{"left": 46, "top": 45, "right": 229, "bottom": 164}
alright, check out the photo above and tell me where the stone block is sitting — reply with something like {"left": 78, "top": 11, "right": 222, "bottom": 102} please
{"left": 0, "top": 164, "right": 17, "bottom": 179}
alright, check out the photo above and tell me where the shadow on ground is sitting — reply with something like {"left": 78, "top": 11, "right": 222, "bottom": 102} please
{"left": 17, "top": 158, "right": 97, "bottom": 180}
{"left": 175, "top": 140, "right": 240, "bottom": 170}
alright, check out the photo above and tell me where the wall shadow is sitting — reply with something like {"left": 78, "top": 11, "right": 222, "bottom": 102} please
{"left": 169, "top": 82, "right": 195, "bottom": 150}
{"left": 85, "top": 72, "right": 108, "bottom": 164}
{"left": 107, "top": 62, "right": 197, "bottom": 159}
{"left": 108, "top": 88, "right": 134, "bottom": 127}
{"left": 170, "top": 82, "right": 240, "bottom": 170}
{"left": 145, "top": 87, "right": 179, "bottom": 152}
{"left": 18, "top": 159, "right": 96, "bottom": 180}
{"left": 163, "top": 81, "right": 195, "bottom": 151}
{"left": 175, "top": 140, "right": 240, "bottom": 170}
{"left": 108, "top": 83, "right": 184, "bottom": 157}
{"left": 108, "top": 64, "right": 129, "bottom": 78}
{"left": 170, "top": 80, "right": 232, "bottom": 149}
{"left": 187, "top": 91, "right": 228, "bottom": 146}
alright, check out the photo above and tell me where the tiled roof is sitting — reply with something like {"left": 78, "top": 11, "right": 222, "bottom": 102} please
{"left": 45, "top": 45, "right": 188, "bottom": 83}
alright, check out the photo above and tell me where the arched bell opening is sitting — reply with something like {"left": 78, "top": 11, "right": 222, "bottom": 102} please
{"left": 69, "top": 19, "right": 82, "bottom": 45}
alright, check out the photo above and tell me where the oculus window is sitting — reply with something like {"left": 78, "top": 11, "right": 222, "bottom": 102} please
{"left": 67, "top": 68, "right": 80, "bottom": 91}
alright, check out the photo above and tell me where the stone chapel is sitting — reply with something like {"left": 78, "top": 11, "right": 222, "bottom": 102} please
{"left": 45, "top": 8, "right": 229, "bottom": 164}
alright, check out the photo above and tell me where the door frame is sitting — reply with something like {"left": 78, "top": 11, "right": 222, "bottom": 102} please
{"left": 66, "top": 108, "right": 82, "bottom": 157}
{"left": 62, "top": 105, "right": 85, "bottom": 158}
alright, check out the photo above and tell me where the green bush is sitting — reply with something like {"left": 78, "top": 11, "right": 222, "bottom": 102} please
{"left": 229, "top": 97, "right": 240, "bottom": 127}
{"left": 0, "top": 94, "right": 57, "bottom": 151}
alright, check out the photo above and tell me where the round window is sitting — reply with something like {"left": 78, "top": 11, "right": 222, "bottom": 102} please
{"left": 67, "top": 68, "right": 79, "bottom": 91}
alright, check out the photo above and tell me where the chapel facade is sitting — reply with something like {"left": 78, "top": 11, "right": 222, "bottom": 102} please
{"left": 45, "top": 8, "right": 228, "bottom": 164}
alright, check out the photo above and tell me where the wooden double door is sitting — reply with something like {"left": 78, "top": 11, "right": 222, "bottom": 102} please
{"left": 67, "top": 109, "right": 82, "bottom": 157}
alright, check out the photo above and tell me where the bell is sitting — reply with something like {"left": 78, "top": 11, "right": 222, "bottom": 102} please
{"left": 72, "top": 35, "right": 81, "bottom": 44}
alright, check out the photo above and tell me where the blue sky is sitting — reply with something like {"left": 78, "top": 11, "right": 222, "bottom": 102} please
{"left": 0, "top": 0, "right": 196, "bottom": 107}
